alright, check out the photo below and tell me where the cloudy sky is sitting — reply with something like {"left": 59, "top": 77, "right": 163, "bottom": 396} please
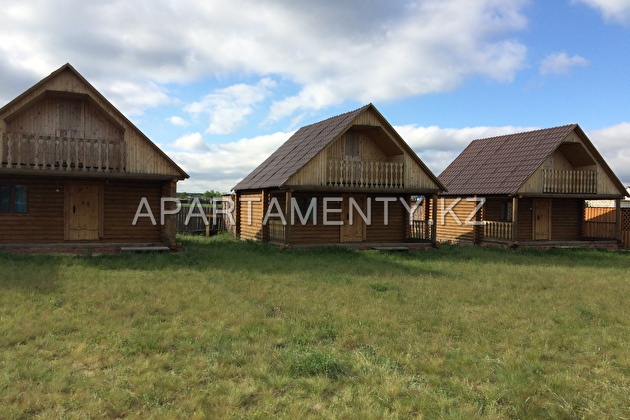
{"left": 1, "top": 0, "right": 630, "bottom": 192}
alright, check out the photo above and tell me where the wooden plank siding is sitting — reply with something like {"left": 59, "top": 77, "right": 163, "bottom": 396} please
{"left": 365, "top": 195, "right": 406, "bottom": 243}
{"left": 0, "top": 176, "right": 165, "bottom": 244}
{"left": 0, "top": 66, "right": 185, "bottom": 179}
{"left": 287, "top": 193, "right": 342, "bottom": 245}
{"left": 515, "top": 198, "right": 533, "bottom": 242}
{"left": 0, "top": 176, "right": 65, "bottom": 243}
{"left": 550, "top": 199, "right": 582, "bottom": 241}
{"left": 286, "top": 117, "right": 437, "bottom": 190}
{"left": 518, "top": 137, "right": 621, "bottom": 196}
{"left": 237, "top": 191, "right": 264, "bottom": 241}
{"left": 435, "top": 197, "right": 477, "bottom": 243}
{"left": 102, "top": 180, "right": 163, "bottom": 243}
{"left": 244, "top": 192, "right": 413, "bottom": 245}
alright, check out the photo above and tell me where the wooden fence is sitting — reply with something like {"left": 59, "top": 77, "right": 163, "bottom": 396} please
{"left": 583, "top": 207, "right": 630, "bottom": 248}
{"left": 176, "top": 205, "right": 226, "bottom": 235}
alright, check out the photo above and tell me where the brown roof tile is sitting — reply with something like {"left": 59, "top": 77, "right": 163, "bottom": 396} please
{"left": 233, "top": 104, "right": 371, "bottom": 191}
{"left": 438, "top": 124, "right": 577, "bottom": 195}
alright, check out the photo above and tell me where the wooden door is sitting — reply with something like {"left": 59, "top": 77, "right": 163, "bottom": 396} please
{"left": 65, "top": 184, "right": 102, "bottom": 240}
{"left": 533, "top": 199, "right": 551, "bottom": 240}
{"left": 340, "top": 195, "right": 366, "bottom": 242}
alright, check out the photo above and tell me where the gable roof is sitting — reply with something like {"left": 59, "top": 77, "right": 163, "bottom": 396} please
{"left": 438, "top": 124, "right": 625, "bottom": 196}
{"left": 234, "top": 103, "right": 444, "bottom": 191}
{"left": 0, "top": 63, "right": 188, "bottom": 180}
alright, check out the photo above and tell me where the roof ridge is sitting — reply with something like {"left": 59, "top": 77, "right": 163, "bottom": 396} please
{"left": 470, "top": 123, "right": 577, "bottom": 143}
{"left": 297, "top": 103, "right": 372, "bottom": 130}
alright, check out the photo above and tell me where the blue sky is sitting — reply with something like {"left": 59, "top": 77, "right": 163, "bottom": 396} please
{"left": 1, "top": 0, "right": 629, "bottom": 192}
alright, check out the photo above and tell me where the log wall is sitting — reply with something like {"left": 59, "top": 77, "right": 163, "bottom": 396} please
{"left": 0, "top": 175, "right": 165, "bottom": 244}
{"left": 237, "top": 191, "right": 264, "bottom": 241}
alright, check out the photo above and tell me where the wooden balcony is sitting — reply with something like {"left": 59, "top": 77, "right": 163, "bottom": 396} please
{"left": 542, "top": 169, "right": 597, "bottom": 194}
{"left": 1, "top": 133, "right": 125, "bottom": 173}
{"left": 328, "top": 159, "right": 404, "bottom": 189}
{"left": 484, "top": 221, "right": 513, "bottom": 241}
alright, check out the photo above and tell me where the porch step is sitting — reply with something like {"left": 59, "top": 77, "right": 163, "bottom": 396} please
{"left": 120, "top": 246, "right": 170, "bottom": 253}
{"left": 372, "top": 246, "right": 409, "bottom": 251}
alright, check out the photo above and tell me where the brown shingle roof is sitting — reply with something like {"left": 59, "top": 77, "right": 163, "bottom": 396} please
{"left": 438, "top": 124, "right": 577, "bottom": 195}
{"left": 233, "top": 104, "right": 371, "bottom": 191}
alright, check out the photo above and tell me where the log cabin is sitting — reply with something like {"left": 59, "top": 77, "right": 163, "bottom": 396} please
{"left": 0, "top": 64, "right": 188, "bottom": 250}
{"left": 232, "top": 104, "right": 445, "bottom": 247}
{"left": 437, "top": 124, "right": 627, "bottom": 247}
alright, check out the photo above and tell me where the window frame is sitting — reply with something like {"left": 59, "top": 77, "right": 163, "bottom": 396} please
{"left": 295, "top": 196, "right": 317, "bottom": 224}
{"left": 0, "top": 183, "right": 28, "bottom": 214}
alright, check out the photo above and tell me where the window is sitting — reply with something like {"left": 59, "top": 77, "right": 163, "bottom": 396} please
{"left": 295, "top": 196, "right": 316, "bottom": 224}
{"left": 0, "top": 184, "right": 28, "bottom": 214}
{"left": 500, "top": 201, "right": 512, "bottom": 222}
{"left": 343, "top": 132, "right": 360, "bottom": 159}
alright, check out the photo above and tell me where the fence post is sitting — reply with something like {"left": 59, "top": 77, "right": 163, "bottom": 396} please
{"left": 616, "top": 198, "right": 622, "bottom": 243}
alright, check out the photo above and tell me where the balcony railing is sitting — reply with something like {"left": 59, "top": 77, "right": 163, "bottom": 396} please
{"left": 328, "top": 159, "right": 404, "bottom": 189}
{"left": 1, "top": 133, "right": 125, "bottom": 173}
{"left": 542, "top": 169, "right": 597, "bottom": 194}
{"left": 484, "top": 221, "right": 513, "bottom": 241}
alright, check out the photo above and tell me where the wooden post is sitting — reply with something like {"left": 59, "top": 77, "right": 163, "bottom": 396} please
{"left": 235, "top": 192, "right": 241, "bottom": 240}
{"left": 615, "top": 197, "right": 622, "bottom": 243}
{"left": 285, "top": 190, "right": 292, "bottom": 246}
{"left": 161, "top": 179, "right": 178, "bottom": 248}
{"left": 431, "top": 194, "right": 438, "bottom": 244}
{"left": 511, "top": 197, "right": 518, "bottom": 242}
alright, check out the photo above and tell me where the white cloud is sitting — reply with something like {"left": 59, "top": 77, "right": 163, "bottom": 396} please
{"left": 168, "top": 122, "right": 630, "bottom": 193}
{"left": 395, "top": 124, "right": 538, "bottom": 175}
{"left": 574, "top": 0, "right": 630, "bottom": 25}
{"left": 539, "top": 52, "right": 589, "bottom": 76}
{"left": 167, "top": 116, "right": 188, "bottom": 126}
{"left": 185, "top": 78, "right": 276, "bottom": 134}
{"left": 586, "top": 123, "right": 630, "bottom": 186}
{"left": 173, "top": 133, "right": 209, "bottom": 152}
{"left": 168, "top": 131, "right": 293, "bottom": 192}
{"left": 0, "top": 0, "right": 529, "bottom": 119}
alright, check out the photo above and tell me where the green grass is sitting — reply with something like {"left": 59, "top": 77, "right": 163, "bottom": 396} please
{"left": 1, "top": 235, "right": 629, "bottom": 418}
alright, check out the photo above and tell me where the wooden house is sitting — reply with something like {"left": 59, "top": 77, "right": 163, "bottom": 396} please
{"left": 232, "top": 104, "right": 445, "bottom": 247}
{"left": 0, "top": 64, "right": 188, "bottom": 250}
{"left": 437, "top": 124, "right": 627, "bottom": 247}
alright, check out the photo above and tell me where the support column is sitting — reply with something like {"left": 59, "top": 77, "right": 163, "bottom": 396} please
{"left": 616, "top": 197, "right": 622, "bottom": 243}
{"left": 472, "top": 195, "right": 483, "bottom": 245}
{"left": 235, "top": 192, "right": 241, "bottom": 240}
{"left": 511, "top": 196, "right": 519, "bottom": 242}
{"left": 431, "top": 194, "right": 438, "bottom": 245}
{"left": 285, "top": 190, "right": 292, "bottom": 246}
{"left": 161, "top": 179, "right": 178, "bottom": 248}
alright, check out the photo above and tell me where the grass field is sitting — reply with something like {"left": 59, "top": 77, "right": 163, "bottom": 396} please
{"left": 1, "top": 235, "right": 629, "bottom": 418}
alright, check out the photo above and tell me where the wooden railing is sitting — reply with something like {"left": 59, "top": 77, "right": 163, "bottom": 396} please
{"left": 328, "top": 159, "right": 404, "bottom": 189}
{"left": 267, "top": 219, "right": 285, "bottom": 244}
{"left": 409, "top": 220, "right": 433, "bottom": 241}
{"left": 1, "top": 133, "right": 125, "bottom": 172}
{"left": 542, "top": 169, "right": 597, "bottom": 194}
{"left": 484, "top": 221, "right": 513, "bottom": 241}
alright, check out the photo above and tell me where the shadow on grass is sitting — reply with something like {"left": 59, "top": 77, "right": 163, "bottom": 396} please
{"left": 0, "top": 252, "right": 61, "bottom": 293}
{"left": 1, "top": 235, "right": 628, "bottom": 286}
